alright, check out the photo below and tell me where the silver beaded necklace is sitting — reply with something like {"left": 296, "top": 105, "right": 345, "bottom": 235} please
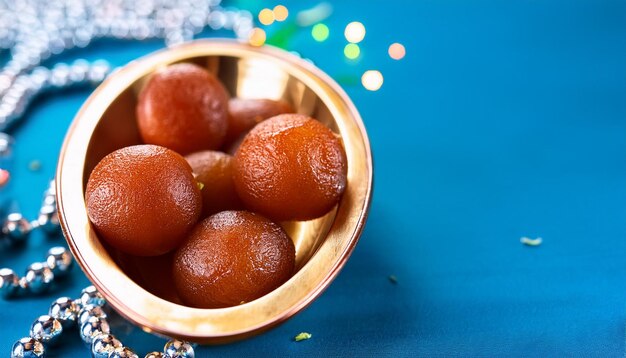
{"left": 1, "top": 0, "right": 254, "bottom": 356}
{"left": 13, "top": 285, "right": 196, "bottom": 357}
{"left": 0, "top": 0, "right": 254, "bottom": 129}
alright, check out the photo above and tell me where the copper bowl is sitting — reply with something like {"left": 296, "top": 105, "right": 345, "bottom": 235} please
{"left": 56, "top": 39, "right": 373, "bottom": 344}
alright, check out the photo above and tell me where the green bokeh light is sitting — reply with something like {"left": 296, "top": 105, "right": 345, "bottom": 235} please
{"left": 311, "top": 23, "right": 329, "bottom": 42}
{"left": 344, "top": 43, "right": 360, "bottom": 59}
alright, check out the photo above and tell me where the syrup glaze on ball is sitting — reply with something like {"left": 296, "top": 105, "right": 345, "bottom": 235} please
{"left": 185, "top": 150, "right": 243, "bottom": 218}
{"left": 173, "top": 211, "right": 295, "bottom": 308}
{"left": 224, "top": 98, "right": 293, "bottom": 146}
{"left": 85, "top": 144, "right": 202, "bottom": 256}
{"left": 136, "top": 63, "right": 229, "bottom": 154}
{"left": 233, "top": 114, "right": 347, "bottom": 221}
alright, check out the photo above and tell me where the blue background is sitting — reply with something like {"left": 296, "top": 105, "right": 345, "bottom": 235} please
{"left": 1, "top": 0, "right": 625, "bottom": 356}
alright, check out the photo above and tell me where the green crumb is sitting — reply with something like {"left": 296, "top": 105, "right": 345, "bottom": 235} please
{"left": 520, "top": 236, "right": 542, "bottom": 247}
{"left": 196, "top": 181, "right": 205, "bottom": 190}
{"left": 28, "top": 160, "right": 42, "bottom": 171}
{"left": 294, "top": 332, "right": 312, "bottom": 342}
{"left": 388, "top": 275, "right": 398, "bottom": 284}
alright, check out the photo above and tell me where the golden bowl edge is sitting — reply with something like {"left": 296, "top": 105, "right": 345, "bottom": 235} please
{"left": 56, "top": 39, "right": 373, "bottom": 344}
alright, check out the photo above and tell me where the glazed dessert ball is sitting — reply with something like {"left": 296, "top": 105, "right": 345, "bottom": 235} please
{"left": 136, "top": 63, "right": 229, "bottom": 154}
{"left": 173, "top": 211, "right": 295, "bottom": 308}
{"left": 224, "top": 98, "right": 293, "bottom": 145}
{"left": 185, "top": 150, "right": 243, "bottom": 217}
{"left": 233, "top": 114, "right": 347, "bottom": 221}
{"left": 114, "top": 252, "right": 182, "bottom": 304}
{"left": 85, "top": 145, "right": 202, "bottom": 256}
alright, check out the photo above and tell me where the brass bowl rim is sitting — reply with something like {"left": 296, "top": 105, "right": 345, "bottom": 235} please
{"left": 56, "top": 38, "right": 373, "bottom": 343}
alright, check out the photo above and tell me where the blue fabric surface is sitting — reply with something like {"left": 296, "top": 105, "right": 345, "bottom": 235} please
{"left": 1, "top": 0, "right": 625, "bottom": 356}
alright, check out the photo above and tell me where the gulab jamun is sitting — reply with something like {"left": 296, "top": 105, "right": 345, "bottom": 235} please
{"left": 136, "top": 63, "right": 229, "bottom": 154}
{"left": 233, "top": 114, "right": 347, "bottom": 221}
{"left": 85, "top": 144, "right": 202, "bottom": 256}
{"left": 113, "top": 251, "right": 182, "bottom": 304}
{"left": 173, "top": 211, "right": 295, "bottom": 308}
{"left": 224, "top": 98, "right": 293, "bottom": 145}
{"left": 185, "top": 150, "right": 243, "bottom": 217}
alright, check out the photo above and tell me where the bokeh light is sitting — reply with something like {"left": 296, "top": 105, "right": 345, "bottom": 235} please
{"left": 344, "top": 21, "right": 365, "bottom": 43}
{"left": 344, "top": 43, "right": 360, "bottom": 59}
{"left": 297, "top": 2, "right": 333, "bottom": 26}
{"left": 312, "top": 23, "right": 329, "bottom": 42}
{"left": 273, "top": 5, "right": 289, "bottom": 21}
{"left": 248, "top": 28, "right": 266, "bottom": 46}
{"left": 361, "top": 70, "right": 383, "bottom": 91}
{"left": 388, "top": 43, "right": 406, "bottom": 60}
{"left": 258, "top": 8, "right": 275, "bottom": 25}
{"left": 0, "top": 169, "right": 9, "bottom": 187}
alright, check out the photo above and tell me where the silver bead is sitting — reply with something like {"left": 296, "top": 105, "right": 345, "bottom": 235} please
{"left": 86, "top": 60, "right": 111, "bottom": 85}
{"left": 74, "top": 27, "right": 93, "bottom": 48}
{"left": 94, "top": 20, "right": 111, "bottom": 38}
{"left": 49, "top": 63, "right": 70, "bottom": 88}
{"left": 78, "top": 304, "right": 107, "bottom": 326}
{"left": 91, "top": 333, "right": 122, "bottom": 358}
{"left": 68, "top": 59, "right": 89, "bottom": 83}
{"left": 110, "top": 20, "right": 130, "bottom": 39}
{"left": 46, "top": 179, "right": 56, "bottom": 194}
{"left": 164, "top": 340, "right": 195, "bottom": 358}
{"left": 130, "top": 23, "right": 151, "bottom": 40}
{"left": 0, "top": 132, "right": 14, "bottom": 158}
{"left": 109, "top": 347, "right": 139, "bottom": 358}
{"left": 38, "top": 205, "right": 60, "bottom": 235}
{"left": 0, "top": 72, "right": 15, "bottom": 97}
{"left": 11, "top": 337, "right": 45, "bottom": 358}
{"left": 80, "top": 316, "right": 110, "bottom": 345}
{"left": 144, "top": 353, "right": 165, "bottom": 358}
{"left": 49, "top": 38, "right": 65, "bottom": 55}
{"left": 72, "top": 297, "right": 84, "bottom": 310}
{"left": 42, "top": 182, "right": 56, "bottom": 206}
{"left": 60, "top": 29, "right": 75, "bottom": 49}
{"left": 235, "top": 22, "right": 253, "bottom": 40}
{"left": 3, "top": 212, "right": 32, "bottom": 243}
{"left": 24, "top": 262, "right": 54, "bottom": 294}
{"left": 29, "top": 315, "right": 63, "bottom": 346}
{"left": 48, "top": 296, "right": 79, "bottom": 328}
{"left": 80, "top": 285, "right": 106, "bottom": 306}
{"left": 29, "top": 67, "right": 51, "bottom": 90}
{"left": 18, "top": 276, "right": 29, "bottom": 292}
{"left": 45, "top": 247, "right": 72, "bottom": 277}
{"left": 0, "top": 102, "right": 16, "bottom": 121}
{"left": 0, "top": 267, "right": 20, "bottom": 298}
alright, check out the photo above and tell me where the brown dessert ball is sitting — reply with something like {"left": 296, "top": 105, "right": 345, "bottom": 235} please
{"left": 224, "top": 98, "right": 293, "bottom": 145}
{"left": 114, "top": 251, "right": 182, "bottom": 304}
{"left": 184, "top": 150, "right": 243, "bottom": 217}
{"left": 233, "top": 114, "right": 347, "bottom": 221}
{"left": 85, "top": 144, "right": 202, "bottom": 256}
{"left": 136, "top": 63, "right": 229, "bottom": 154}
{"left": 173, "top": 211, "right": 295, "bottom": 308}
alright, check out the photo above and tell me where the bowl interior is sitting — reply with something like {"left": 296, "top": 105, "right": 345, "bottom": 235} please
{"left": 58, "top": 40, "right": 372, "bottom": 343}
{"left": 84, "top": 54, "right": 339, "bottom": 291}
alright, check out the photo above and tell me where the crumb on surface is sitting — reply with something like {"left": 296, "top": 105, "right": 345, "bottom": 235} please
{"left": 28, "top": 160, "right": 42, "bottom": 171}
{"left": 520, "top": 236, "right": 542, "bottom": 246}
{"left": 294, "top": 332, "right": 312, "bottom": 342}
